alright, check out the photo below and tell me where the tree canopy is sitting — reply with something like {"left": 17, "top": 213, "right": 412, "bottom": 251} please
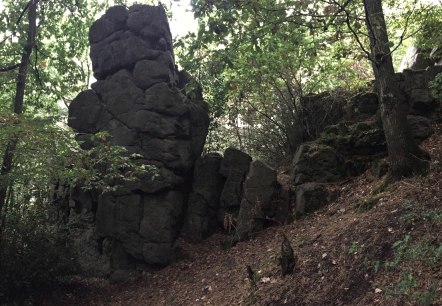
{"left": 177, "top": 0, "right": 440, "bottom": 163}
{"left": 0, "top": 0, "right": 441, "bottom": 299}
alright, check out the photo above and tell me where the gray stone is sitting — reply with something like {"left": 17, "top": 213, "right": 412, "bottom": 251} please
{"left": 133, "top": 60, "right": 171, "bottom": 90}
{"left": 142, "top": 242, "right": 172, "bottom": 266}
{"left": 67, "top": 5, "right": 210, "bottom": 273}
{"left": 91, "top": 31, "right": 161, "bottom": 79}
{"left": 127, "top": 5, "right": 172, "bottom": 50}
{"left": 192, "top": 153, "right": 225, "bottom": 207}
{"left": 295, "top": 183, "right": 329, "bottom": 216}
{"left": 220, "top": 147, "right": 252, "bottom": 177}
{"left": 68, "top": 90, "right": 103, "bottom": 133}
{"left": 350, "top": 92, "right": 379, "bottom": 117}
{"left": 139, "top": 191, "right": 184, "bottom": 244}
{"left": 183, "top": 193, "right": 215, "bottom": 243}
{"left": 219, "top": 148, "right": 252, "bottom": 213}
{"left": 408, "top": 115, "right": 434, "bottom": 141}
{"left": 236, "top": 160, "right": 277, "bottom": 240}
{"left": 109, "top": 269, "right": 139, "bottom": 284}
{"left": 409, "top": 88, "right": 437, "bottom": 115}
{"left": 291, "top": 143, "right": 346, "bottom": 184}
{"left": 183, "top": 153, "right": 225, "bottom": 242}
{"left": 92, "top": 69, "right": 145, "bottom": 115}
{"left": 144, "top": 83, "right": 189, "bottom": 117}
{"left": 89, "top": 6, "right": 128, "bottom": 44}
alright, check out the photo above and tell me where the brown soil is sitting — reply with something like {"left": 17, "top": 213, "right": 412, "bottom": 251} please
{"left": 37, "top": 125, "right": 442, "bottom": 306}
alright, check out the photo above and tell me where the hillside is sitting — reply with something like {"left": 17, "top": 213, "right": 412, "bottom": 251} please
{"left": 37, "top": 123, "right": 441, "bottom": 306}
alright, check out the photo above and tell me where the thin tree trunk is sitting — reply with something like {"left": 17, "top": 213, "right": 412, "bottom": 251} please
{"left": 363, "top": 0, "right": 428, "bottom": 181}
{"left": 0, "top": 1, "right": 39, "bottom": 223}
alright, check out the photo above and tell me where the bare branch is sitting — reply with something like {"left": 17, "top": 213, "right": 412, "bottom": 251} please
{"left": 0, "top": 63, "right": 20, "bottom": 72}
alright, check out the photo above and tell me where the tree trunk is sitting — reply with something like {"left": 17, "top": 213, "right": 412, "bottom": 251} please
{"left": 363, "top": 0, "right": 428, "bottom": 181}
{"left": 0, "top": 0, "right": 39, "bottom": 222}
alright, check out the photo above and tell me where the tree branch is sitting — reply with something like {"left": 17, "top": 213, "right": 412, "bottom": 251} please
{"left": 0, "top": 63, "right": 20, "bottom": 72}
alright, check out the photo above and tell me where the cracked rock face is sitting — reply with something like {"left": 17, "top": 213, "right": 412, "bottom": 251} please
{"left": 67, "top": 5, "right": 209, "bottom": 271}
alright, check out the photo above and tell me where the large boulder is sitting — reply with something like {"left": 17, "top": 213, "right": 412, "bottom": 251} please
{"left": 67, "top": 5, "right": 209, "bottom": 272}
{"left": 294, "top": 183, "right": 329, "bottom": 216}
{"left": 400, "top": 66, "right": 442, "bottom": 119}
{"left": 183, "top": 153, "right": 225, "bottom": 243}
{"left": 349, "top": 92, "right": 379, "bottom": 119}
{"left": 320, "top": 121, "right": 387, "bottom": 157}
{"left": 218, "top": 147, "right": 252, "bottom": 223}
{"left": 300, "top": 92, "right": 346, "bottom": 139}
{"left": 290, "top": 143, "right": 347, "bottom": 184}
{"left": 408, "top": 115, "right": 434, "bottom": 142}
{"left": 236, "top": 160, "right": 277, "bottom": 240}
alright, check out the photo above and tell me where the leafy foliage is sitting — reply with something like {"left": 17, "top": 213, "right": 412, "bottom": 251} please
{"left": 0, "top": 206, "right": 76, "bottom": 302}
{"left": 178, "top": 0, "right": 441, "bottom": 164}
{"left": 178, "top": 0, "right": 374, "bottom": 162}
{"left": 0, "top": 0, "right": 158, "bottom": 300}
{"left": 429, "top": 72, "right": 442, "bottom": 102}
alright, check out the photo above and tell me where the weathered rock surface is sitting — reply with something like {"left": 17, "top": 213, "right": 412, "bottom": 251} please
{"left": 236, "top": 160, "right": 277, "bottom": 240}
{"left": 408, "top": 115, "right": 434, "bottom": 142}
{"left": 349, "top": 92, "right": 379, "bottom": 119}
{"left": 68, "top": 5, "right": 209, "bottom": 273}
{"left": 291, "top": 143, "right": 347, "bottom": 185}
{"left": 320, "top": 121, "right": 387, "bottom": 157}
{"left": 218, "top": 147, "right": 252, "bottom": 223}
{"left": 400, "top": 66, "right": 442, "bottom": 118}
{"left": 183, "top": 153, "right": 225, "bottom": 243}
{"left": 294, "top": 183, "right": 329, "bottom": 216}
{"left": 300, "top": 92, "right": 346, "bottom": 139}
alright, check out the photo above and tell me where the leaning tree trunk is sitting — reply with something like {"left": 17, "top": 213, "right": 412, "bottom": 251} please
{"left": 363, "top": 0, "right": 428, "bottom": 181}
{"left": 0, "top": 0, "right": 39, "bottom": 223}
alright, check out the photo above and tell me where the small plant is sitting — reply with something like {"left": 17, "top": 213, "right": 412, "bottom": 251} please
{"left": 373, "top": 260, "right": 381, "bottom": 273}
{"left": 414, "top": 284, "right": 439, "bottom": 306}
{"left": 429, "top": 72, "right": 442, "bottom": 102}
{"left": 386, "top": 235, "right": 411, "bottom": 269}
{"left": 370, "top": 180, "right": 388, "bottom": 195}
{"left": 386, "top": 275, "right": 440, "bottom": 305}
{"left": 348, "top": 241, "right": 358, "bottom": 255}
{"left": 355, "top": 196, "right": 380, "bottom": 212}
{"left": 421, "top": 208, "right": 442, "bottom": 224}
{"left": 386, "top": 272, "right": 417, "bottom": 296}
{"left": 386, "top": 235, "right": 442, "bottom": 269}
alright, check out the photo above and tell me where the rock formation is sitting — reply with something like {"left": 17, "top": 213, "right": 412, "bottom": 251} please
{"left": 289, "top": 65, "right": 440, "bottom": 219}
{"left": 67, "top": 5, "right": 209, "bottom": 273}
{"left": 218, "top": 147, "right": 252, "bottom": 224}
{"left": 183, "top": 153, "right": 225, "bottom": 243}
{"left": 236, "top": 160, "right": 277, "bottom": 240}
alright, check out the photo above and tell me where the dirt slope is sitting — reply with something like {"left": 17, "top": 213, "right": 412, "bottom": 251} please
{"left": 39, "top": 125, "right": 442, "bottom": 306}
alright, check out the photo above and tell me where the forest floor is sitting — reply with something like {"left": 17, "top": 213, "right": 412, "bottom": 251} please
{"left": 37, "top": 124, "right": 442, "bottom": 306}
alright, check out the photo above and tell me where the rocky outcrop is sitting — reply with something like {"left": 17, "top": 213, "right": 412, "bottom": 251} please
{"left": 400, "top": 66, "right": 442, "bottom": 118}
{"left": 349, "top": 92, "right": 379, "bottom": 120}
{"left": 236, "top": 160, "right": 277, "bottom": 240}
{"left": 320, "top": 121, "right": 387, "bottom": 157}
{"left": 292, "top": 108, "right": 436, "bottom": 185}
{"left": 218, "top": 147, "right": 252, "bottom": 224}
{"left": 294, "top": 183, "right": 329, "bottom": 216}
{"left": 407, "top": 115, "right": 434, "bottom": 142}
{"left": 67, "top": 5, "right": 209, "bottom": 272}
{"left": 290, "top": 143, "right": 347, "bottom": 184}
{"left": 183, "top": 153, "right": 225, "bottom": 243}
{"left": 300, "top": 92, "right": 346, "bottom": 139}
{"left": 399, "top": 46, "right": 442, "bottom": 71}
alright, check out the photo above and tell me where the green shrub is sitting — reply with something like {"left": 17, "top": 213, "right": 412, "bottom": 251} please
{"left": 429, "top": 73, "right": 442, "bottom": 102}
{"left": 0, "top": 206, "right": 77, "bottom": 302}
